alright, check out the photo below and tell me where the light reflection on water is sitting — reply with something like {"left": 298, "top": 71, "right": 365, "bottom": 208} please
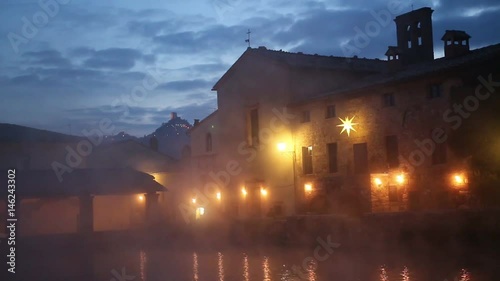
{"left": 243, "top": 253, "right": 250, "bottom": 281}
{"left": 401, "top": 266, "right": 410, "bottom": 281}
{"left": 380, "top": 265, "right": 389, "bottom": 281}
{"left": 459, "top": 268, "right": 471, "bottom": 281}
{"left": 218, "top": 252, "right": 225, "bottom": 281}
{"left": 193, "top": 252, "right": 199, "bottom": 281}
{"left": 139, "top": 249, "right": 146, "bottom": 281}
{"left": 19, "top": 247, "right": 491, "bottom": 281}
{"left": 263, "top": 256, "right": 272, "bottom": 281}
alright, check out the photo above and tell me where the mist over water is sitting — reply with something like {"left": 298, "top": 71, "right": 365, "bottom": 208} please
{"left": 16, "top": 245, "right": 498, "bottom": 281}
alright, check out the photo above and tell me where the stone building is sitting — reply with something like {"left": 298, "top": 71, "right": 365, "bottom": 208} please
{"left": 188, "top": 7, "right": 500, "bottom": 218}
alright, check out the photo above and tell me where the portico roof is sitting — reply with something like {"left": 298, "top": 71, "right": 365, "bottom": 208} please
{"left": 2, "top": 168, "right": 167, "bottom": 199}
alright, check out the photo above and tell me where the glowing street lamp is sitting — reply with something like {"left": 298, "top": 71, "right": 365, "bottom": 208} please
{"left": 452, "top": 173, "right": 467, "bottom": 187}
{"left": 396, "top": 174, "right": 405, "bottom": 185}
{"left": 374, "top": 178, "right": 383, "bottom": 187}
{"left": 277, "top": 142, "right": 287, "bottom": 152}
{"left": 260, "top": 187, "right": 268, "bottom": 197}
{"left": 137, "top": 194, "right": 145, "bottom": 202}
{"left": 242, "top": 187, "right": 247, "bottom": 197}
{"left": 216, "top": 192, "right": 222, "bottom": 201}
{"left": 191, "top": 198, "right": 197, "bottom": 204}
{"left": 304, "top": 183, "right": 313, "bottom": 192}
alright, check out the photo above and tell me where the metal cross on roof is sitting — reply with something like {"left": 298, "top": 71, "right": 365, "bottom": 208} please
{"left": 245, "top": 29, "right": 251, "bottom": 48}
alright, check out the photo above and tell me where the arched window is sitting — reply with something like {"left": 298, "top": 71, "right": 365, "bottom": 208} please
{"left": 206, "top": 133, "right": 212, "bottom": 152}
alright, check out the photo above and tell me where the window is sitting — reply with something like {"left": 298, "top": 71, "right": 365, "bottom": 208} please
{"left": 382, "top": 93, "right": 395, "bottom": 107}
{"left": 428, "top": 84, "right": 442, "bottom": 99}
{"left": 249, "top": 108, "right": 259, "bottom": 145}
{"left": 385, "top": 135, "right": 399, "bottom": 168}
{"left": 302, "top": 146, "right": 313, "bottom": 174}
{"left": 205, "top": 133, "right": 212, "bottom": 152}
{"left": 301, "top": 110, "right": 311, "bottom": 123}
{"left": 325, "top": 105, "right": 336, "bottom": 119}
{"left": 353, "top": 143, "right": 368, "bottom": 174}
{"left": 432, "top": 143, "right": 447, "bottom": 165}
{"left": 327, "top": 143, "right": 338, "bottom": 173}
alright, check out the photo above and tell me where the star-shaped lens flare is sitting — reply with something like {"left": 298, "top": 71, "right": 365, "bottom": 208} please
{"left": 337, "top": 116, "right": 358, "bottom": 136}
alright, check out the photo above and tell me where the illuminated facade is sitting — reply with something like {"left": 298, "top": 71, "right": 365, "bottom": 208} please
{"left": 189, "top": 7, "right": 500, "bottom": 218}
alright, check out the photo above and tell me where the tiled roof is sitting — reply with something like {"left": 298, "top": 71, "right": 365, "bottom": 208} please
{"left": 249, "top": 46, "right": 387, "bottom": 72}
{"left": 303, "top": 43, "right": 500, "bottom": 103}
{"left": 212, "top": 47, "right": 387, "bottom": 90}
{"left": 441, "top": 30, "right": 471, "bottom": 41}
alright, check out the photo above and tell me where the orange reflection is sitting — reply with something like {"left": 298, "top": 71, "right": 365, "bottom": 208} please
{"left": 263, "top": 256, "right": 271, "bottom": 281}
{"left": 243, "top": 254, "right": 249, "bottom": 281}
{"left": 218, "top": 252, "right": 225, "bottom": 281}
{"left": 380, "top": 266, "right": 389, "bottom": 281}
{"left": 401, "top": 266, "right": 410, "bottom": 281}
{"left": 307, "top": 259, "right": 317, "bottom": 281}
{"left": 459, "top": 268, "right": 471, "bottom": 281}
{"left": 193, "top": 252, "right": 199, "bottom": 281}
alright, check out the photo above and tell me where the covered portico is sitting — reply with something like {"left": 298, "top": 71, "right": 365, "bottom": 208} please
{"left": 0, "top": 168, "right": 167, "bottom": 237}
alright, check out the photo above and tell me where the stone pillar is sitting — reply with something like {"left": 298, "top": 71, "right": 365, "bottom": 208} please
{"left": 78, "top": 195, "right": 94, "bottom": 235}
{"left": 145, "top": 193, "right": 159, "bottom": 226}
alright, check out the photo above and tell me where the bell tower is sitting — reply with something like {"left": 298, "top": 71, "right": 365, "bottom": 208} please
{"left": 394, "top": 7, "right": 434, "bottom": 65}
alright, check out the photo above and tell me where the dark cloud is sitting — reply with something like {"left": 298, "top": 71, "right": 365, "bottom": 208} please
{"left": 63, "top": 99, "right": 217, "bottom": 136}
{"left": 82, "top": 48, "right": 154, "bottom": 70}
{"left": 22, "top": 50, "right": 72, "bottom": 68}
{"left": 158, "top": 79, "right": 215, "bottom": 91}
{"left": 1, "top": 0, "right": 500, "bottom": 137}
{"left": 153, "top": 25, "right": 246, "bottom": 54}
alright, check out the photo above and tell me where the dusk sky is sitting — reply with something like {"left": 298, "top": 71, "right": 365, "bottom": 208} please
{"left": 1, "top": 0, "right": 499, "bottom": 136}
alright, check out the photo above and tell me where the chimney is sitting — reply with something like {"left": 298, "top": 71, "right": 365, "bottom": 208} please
{"left": 394, "top": 7, "right": 434, "bottom": 65}
{"left": 193, "top": 119, "right": 200, "bottom": 126}
{"left": 170, "top": 112, "right": 178, "bottom": 120}
{"left": 385, "top": 46, "right": 403, "bottom": 71}
{"left": 441, "top": 30, "right": 471, "bottom": 58}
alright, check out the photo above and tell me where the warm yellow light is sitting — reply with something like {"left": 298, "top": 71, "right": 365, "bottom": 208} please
{"left": 192, "top": 198, "right": 197, "bottom": 204}
{"left": 453, "top": 174, "right": 466, "bottom": 186}
{"left": 374, "top": 178, "right": 383, "bottom": 186}
{"left": 260, "top": 187, "right": 268, "bottom": 197}
{"left": 277, "top": 142, "right": 287, "bottom": 152}
{"left": 216, "top": 192, "right": 221, "bottom": 200}
{"left": 242, "top": 187, "right": 247, "bottom": 197}
{"left": 304, "top": 183, "right": 313, "bottom": 192}
{"left": 196, "top": 207, "right": 205, "bottom": 219}
{"left": 138, "top": 195, "right": 144, "bottom": 202}
{"left": 337, "top": 116, "right": 358, "bottom": 136}
{"left": 396, "top": 174, "right": 405, "bottom": 185}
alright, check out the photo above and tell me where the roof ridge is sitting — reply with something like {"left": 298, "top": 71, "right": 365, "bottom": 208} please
{"left": 250, "top": 47, "right": 385, "bottom": 62}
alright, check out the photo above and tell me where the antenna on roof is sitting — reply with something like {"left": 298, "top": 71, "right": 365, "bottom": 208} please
{"left": 245, "top": 29, "right": 251, "bottom": 48}
{"left": 411, "top": 4, "right": 414, "bottom": 11}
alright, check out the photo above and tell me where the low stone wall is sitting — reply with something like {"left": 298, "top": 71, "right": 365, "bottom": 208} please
{"left": 221, "top": 209, "right": 500, "bottom": 250}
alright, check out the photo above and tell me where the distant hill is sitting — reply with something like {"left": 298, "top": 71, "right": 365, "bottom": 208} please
{"left": 0, "top": 123, "right": 84, "bottom": 143}
{"left": 100, "top": 112, "right": 192, "bottom": 159}
{"left": 139, "top": 112, "right": 192, "bottom": 159}
{"left": 1, "top": 112, "right": 192, "bottom": 160}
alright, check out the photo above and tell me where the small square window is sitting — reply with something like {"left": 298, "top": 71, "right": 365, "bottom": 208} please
{"left": 301, "top": 110, "right": 310, "bottom": 123}
{"left": 382, "top": 93, "right": 395, "bottom": 107}
{"left": 325, "top": 105, "right": 336, "bottom": 119}
{"left": 428, "top": 84, "right": 442, "bottom": 99}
